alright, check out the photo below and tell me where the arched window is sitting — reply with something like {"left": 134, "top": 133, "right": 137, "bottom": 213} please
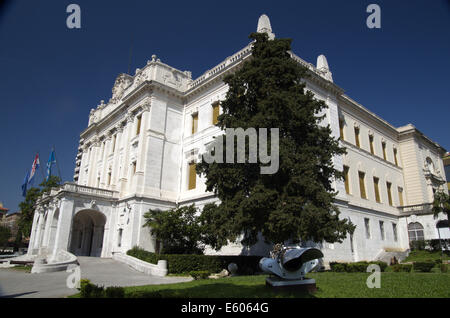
{"left": 408, "top": 222, "right": 424, "bottom": 242}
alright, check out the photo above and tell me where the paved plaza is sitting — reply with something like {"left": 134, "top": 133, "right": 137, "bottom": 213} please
{"left": 0, "top": 256, "right": 192, "bottom": 298}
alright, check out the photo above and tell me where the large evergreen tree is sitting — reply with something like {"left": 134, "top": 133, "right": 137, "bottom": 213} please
{"left": 197, "top": 32, "right": 354, "bottom": 250}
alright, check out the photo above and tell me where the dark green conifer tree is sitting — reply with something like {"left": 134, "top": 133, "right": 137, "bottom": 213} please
{"left": 197, "top": 32, "right": 354, "bottom": 250}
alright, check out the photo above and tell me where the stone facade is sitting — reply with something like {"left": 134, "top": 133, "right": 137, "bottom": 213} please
{"left": 28, "top": 15, "right": 449, "bottom": 264}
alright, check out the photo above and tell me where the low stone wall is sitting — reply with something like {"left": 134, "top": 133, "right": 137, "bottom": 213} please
{"left": 31, "top": 250, "right": 78, "bottom": 274}
{"left": 112, "top": 252, "right": 168, "bottom": 277}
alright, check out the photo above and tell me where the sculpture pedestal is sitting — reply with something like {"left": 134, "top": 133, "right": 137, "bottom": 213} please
{"left": 265, "top": 277, "right": 317, "bottom": 293}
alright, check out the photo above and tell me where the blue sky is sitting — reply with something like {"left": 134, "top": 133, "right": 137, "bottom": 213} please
{"left": 0, "top": 0, "right": 449, "bottom": 212}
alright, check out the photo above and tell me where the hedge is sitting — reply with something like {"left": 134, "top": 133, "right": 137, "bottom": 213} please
{"left": 189, "top": 270, "right": 211, "bottom": 280}
{"left": 127, "top": 246, "right": 262, "bottom": 275}
{"left": 413, "top": 262, "right": 435, "bottom": 273}
{"left": 391, "top": 264, "right": 412, "bottom": 272}
{"left": 329, "top": 261, "right": 388, "bottom": 273}
{"left": 79, "top": 279, "right": 125, "bottom": 298}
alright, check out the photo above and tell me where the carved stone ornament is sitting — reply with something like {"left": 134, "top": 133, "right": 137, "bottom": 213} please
{"left": 89, "top": 200, "right": 97, "bottom": 210}
{"left": 111, "top": 74, "right": 132, "bottom": 103}
{"left": 126, "top": 112, "right": 135, "bottom": 123}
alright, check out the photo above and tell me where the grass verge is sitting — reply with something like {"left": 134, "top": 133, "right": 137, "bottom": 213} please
{"left": 70, "top": 272, "right": 450, "bottom": 298}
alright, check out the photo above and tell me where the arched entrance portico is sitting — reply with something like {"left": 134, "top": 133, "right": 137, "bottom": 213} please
{"left": 70, "top": 209, "right": 106, "bottom": 257}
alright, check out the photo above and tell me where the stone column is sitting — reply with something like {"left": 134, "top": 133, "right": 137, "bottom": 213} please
{"left": 135, "top": 105, "right": 150, "bottom": 194}
{"left": 34, "top": 208, "right": 46, "bottom": 250}
{"left": 78, "top": 147, "right": 88, "bottom": 185}
{"left": 51, "top": 198, "right": 75, "bottom": 255}
{"left": 27, "top": 207, "right": 41, "bottom": 255}
{"left": 119, "top": 113, "right": 135, "bottom": 195}
{"left": 41, "top": 208, "right": 53, "bottom": 249}
{"left": 100, "top": 134, "right": 111, "bottom": 188}
{"left": 89, "top": 137, "right": 101, "bottom": 187}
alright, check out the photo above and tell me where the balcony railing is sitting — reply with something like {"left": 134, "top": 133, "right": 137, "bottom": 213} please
{"left": 61, "top": 182, "right": 117, "bottom": 199}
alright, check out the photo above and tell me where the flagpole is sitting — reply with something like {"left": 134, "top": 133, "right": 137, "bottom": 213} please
{"left": 53, "top": 145, "right": 63, "bottom": 184}
{"left": 37, "top": 151, "right": 46, "bottom": 185}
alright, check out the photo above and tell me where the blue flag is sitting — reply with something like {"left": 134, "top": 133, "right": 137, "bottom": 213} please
{"left": 21, "top": 171, "right": 30, "bottom": 197}
{"left": 46, "top": 149, "right": 56, "bottom": 181}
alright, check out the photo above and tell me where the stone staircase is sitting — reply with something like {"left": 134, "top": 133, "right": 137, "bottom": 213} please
{"left": 374, "top": 249, "right": 410, "bottom": 264}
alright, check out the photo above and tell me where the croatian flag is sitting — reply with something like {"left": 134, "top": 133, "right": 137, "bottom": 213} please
{"left": 28, "top": 153, "right": 40, "bottom": 186}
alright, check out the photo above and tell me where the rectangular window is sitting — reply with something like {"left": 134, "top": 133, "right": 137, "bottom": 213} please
{"left": 136, "top": 115, "right": 142, "bottom": 135}
{"left": 386, "top": 182, "right": 393, "bottom": 206}
{"left": 212, "top": 102, "right": 220, "bottom": 125}
{"left": 107, "top": 172, "right": 111, "bottom": 186}
{"left": 192, "top": 113, "right": 198, "bottom": 134}
{"left": 369, "top": 135, "right": 375, "bottom": 155}
{"left": 359, "top": 171, "right": 367, "bottom": 199}
{"left": 188, "top": 162, "right": 197, "bottom": 190}
{"left": 379, "top": 221, "right": 385, "bottom": 240}
{"left": 398, "top": 187, "right": 404, "bottom": 206}
{"left": 343, "top": 166, "right": 350, "bottom": 194}
{"left": 339, "top": 119, "right": 345, "bottom": 140}
{"left": 393, "top": 148, "right": 399, "bottom": 166}
{"left": 364, "top": 218, "right": 371, "bottom": 239}
{"left": 392, "top": 223, "right": 398, "bottom": 242}
{"left": 382, "top": 142, "right": 387, "bottom": 161}
{"left": 354, "top": 127, "right": 360, "bottom": 148}
{"left": 118, "top": 229, "right": 123, "bottom": 247}
{"left": 373, "top": 177, "right": 381, "bottom": 203}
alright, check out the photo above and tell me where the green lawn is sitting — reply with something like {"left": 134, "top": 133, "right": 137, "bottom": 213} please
{"left": 403, "top": 250, "right": 449, "bottom": 263}
{"left": 74, "top": 272, "right": 449, "bottom": 298}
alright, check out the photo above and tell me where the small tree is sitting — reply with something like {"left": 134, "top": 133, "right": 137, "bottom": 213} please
{"left": 432, "top": 190, "right": 450, "bottom": 229}
{"left": 143, "top": 204, "right": 204, "bottom": 254}
{"left": 0, "top": 225, "right": 11, "bottom": 251}
{"left": 17, "top": 175, "right": 61, "bottom": 240}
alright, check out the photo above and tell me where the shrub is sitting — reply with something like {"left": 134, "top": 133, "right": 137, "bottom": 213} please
{"left": 329, "top": 261, "right": 387, "bottom": 273}
{"left": 370, "top": 261, "right": 388, "bottom": 272}
{"left": 347, "top": 262, "right": 368, "bottom": 272}
{"left": 410, "top": 240, "right": 426, "bottom": 251}
{"left": 410, "top": 239, "right": 450, "bottom": 252}
{"left": 392, "top": 264, "right": 412, "bottom": 272}
{"left": 189, "top": 270, "right": 210, "bottom": 280}
{"left": 126, "top": 291, "right": 163, "bottom": 298}
{"left": 79, "top": 280, "right": 105, "bottom": 298}
{"left": 105, "top": 286, "right": 125, "bottom": 298}
{"left": 413, "top": 262, "right": 435, "bottom": 272}
{"left": 329, "top": 262, "right": 347, "bottom": 272}
{"left": 79, "top": 279, "right": 126, "bottom": 298}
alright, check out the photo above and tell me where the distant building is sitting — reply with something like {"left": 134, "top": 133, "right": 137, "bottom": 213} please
{"left": 28, "top": 15, "right": 449, "bottom": 263}
{"left": 444, "top": 152, "right": 450, "bottom": 190}
{"left": 0, "top": 202, "right": 9, "bottom": 220}
{"left": 0, "top": 203, "right": 21, "bottom": 242}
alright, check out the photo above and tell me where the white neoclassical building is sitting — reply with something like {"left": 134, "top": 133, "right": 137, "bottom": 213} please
{"left": 28, "top": 15, "right": 449, "bottom": 264}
